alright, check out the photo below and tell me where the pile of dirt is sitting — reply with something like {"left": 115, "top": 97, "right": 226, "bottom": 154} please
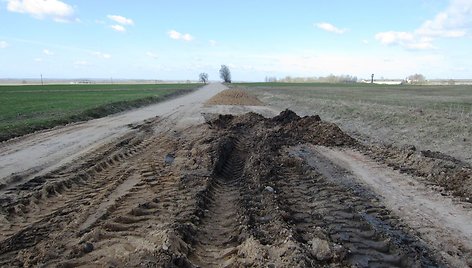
{"left": 0, "top": 110, "right": 443, "bottom": 267}
{"left": 209, "top": 109, "right": 357, "bottom": 148}
{"left": 186, "top": 110, "right": 438, "bottom": 267}
{"left": 205, "top": 88, "right": 264, "bottom": 106}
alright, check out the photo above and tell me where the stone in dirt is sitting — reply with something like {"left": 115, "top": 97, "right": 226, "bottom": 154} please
{"left": 309, "top": 237, "right": 332, "bottom": 261}
{"left": 264, "top": 186, "right": 275, "bottom": 193}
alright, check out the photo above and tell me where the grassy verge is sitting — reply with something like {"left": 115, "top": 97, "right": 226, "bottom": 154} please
{"left": 0, "top": 83, "right": 200, "bottom": 141}
{"left": 237, "top": 82, "right": 472, "bottom": 164}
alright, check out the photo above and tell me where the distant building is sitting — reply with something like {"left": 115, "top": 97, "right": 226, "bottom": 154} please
{"left": 70, "top": 80, "right": 93, "bottom": 84}
{"left": 361, "top": 79, "right": 403, "bottom": 85}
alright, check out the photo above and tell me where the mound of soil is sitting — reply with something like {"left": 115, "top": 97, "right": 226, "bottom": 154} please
{"left": 205, "top": 89, "right": 264, "bottom": 106}
{"left": 0, "top": 110, "right": 447, "bottom": 267}
{"left": 209, "top": 109, "right": 357, "bottom": 148}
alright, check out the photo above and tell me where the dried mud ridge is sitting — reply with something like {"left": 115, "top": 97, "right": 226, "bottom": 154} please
{"left": 360, "top": 144, "right": 472, "bottom": 203}
{"left": 1, "top": 109, "right": 465, "bottom": 267}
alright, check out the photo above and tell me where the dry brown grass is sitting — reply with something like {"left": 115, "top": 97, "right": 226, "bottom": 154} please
{"left": 205, "top": 89, "right": 264, "bottom": 106}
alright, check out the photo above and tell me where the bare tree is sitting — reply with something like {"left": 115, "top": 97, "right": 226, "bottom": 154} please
{"left": 199, "top": 73, "right": 209, "bottom": 84}
{"left": 407, "top": 73, "right": 426, "bottom": 84}
{"left": 219, "top": 65, "right": 231, "bottom": 83}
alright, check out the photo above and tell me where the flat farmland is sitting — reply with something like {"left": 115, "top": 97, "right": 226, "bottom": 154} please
{"left": 237, "top": 83, "right": 472, "bottom": 164}
{"left": 0, "top": 83, "right": 199, "bottom": 141}
{"left": 1, "top": 83, "right": 472, "bottom": 267}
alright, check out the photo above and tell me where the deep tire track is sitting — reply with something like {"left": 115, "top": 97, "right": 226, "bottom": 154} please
{"left": 0, "top": 122, "right": 156, "bottom": 232}
{"left": 276, "top": 159, "right": 438, "bottom": 267}
{"left": 189, "top": 137, "right": 246, "bottom": 267}
{"left": 0, "top": 121, "right": 183, "bottom": 266}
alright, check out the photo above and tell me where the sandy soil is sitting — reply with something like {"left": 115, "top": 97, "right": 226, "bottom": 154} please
{"left": 289, "top": 144, "right": 472, "bottom": 267}
{"left": 0, "top": 85, "right": 471, "bottom": 267}
{"left": 0, "top": 83, "right": 230, "bottom": 190}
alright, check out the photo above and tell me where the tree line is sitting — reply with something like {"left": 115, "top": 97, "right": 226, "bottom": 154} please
{"left": 198, "top": 65, "right": 232, "bottom": 84}
{"left": 267, "top": 74, "right": 358, "bottom": 83}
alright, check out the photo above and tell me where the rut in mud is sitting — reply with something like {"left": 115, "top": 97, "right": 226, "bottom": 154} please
{"left": 275, "top": 160, "right": 434, "bottom": 267}
{"left": 189, "top": 137, "right": 246, "bottom": 267}
{"left": 1, "top": 109, "right": 467, "bottom": 267}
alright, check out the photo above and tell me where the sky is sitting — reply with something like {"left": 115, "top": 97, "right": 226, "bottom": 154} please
{"left": 0, "top": 0, "right": 471, "bottom": 81}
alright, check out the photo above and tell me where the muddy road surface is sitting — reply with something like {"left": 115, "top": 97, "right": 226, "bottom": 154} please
{"left": 1, "top": 87, "right": 471, "bottom": 267}
{"left": 0, "top": 83, "right": 230, "bottom": 191}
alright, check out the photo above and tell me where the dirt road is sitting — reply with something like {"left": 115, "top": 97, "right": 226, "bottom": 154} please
{"left": 1, "top": 87, "right": 471, "bottom": 267}
{"left": 0, "top": 83, "right": 232, "bottom": 191}
{"left": 290, "top": 144, "right": 472, "bottom": 267}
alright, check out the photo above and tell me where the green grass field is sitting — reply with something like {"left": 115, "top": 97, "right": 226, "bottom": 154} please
{"left": 0, "top": 83, "right": 199, "bottom": 141}
{"left": 236, "top": 82, "right": 472, "bottom": 164}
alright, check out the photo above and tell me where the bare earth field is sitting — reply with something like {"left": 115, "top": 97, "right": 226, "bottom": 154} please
{"left": 242, "top": 83, "right": 472, "bottom": 165}
{"left": 1, "top": 83, "right": 471, "bottom": 267}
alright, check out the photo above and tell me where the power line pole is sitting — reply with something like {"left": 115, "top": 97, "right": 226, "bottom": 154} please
{"left": 41, "top": 74, "right": 43, "bottom": 86}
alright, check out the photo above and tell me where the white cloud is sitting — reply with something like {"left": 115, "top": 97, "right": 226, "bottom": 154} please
{"left": 315, "top": 22, "right": 347, "bottom": 34}
{"left": 182, "top": 34, "right": 193, "bottom": 41}
{"left": 167, "top": 30, "right": 194, "bottom": 41}
{"left": 7, "top": 0, "right": 74, "bottom": 22}
{"left": 43, "top": 49, "right": 54, "bottom": 55}
{"left": 416, "top": 0, "right": 472, "bottom": 38}
{"left": 375, "top": 32, "right": 436, "bottom": 50}
{"left": 91, "top": 51, "right": 111, "bottom": 59}
{"left": 110, "top": 25, "right": 126, "bottom": 32}
{"left": 375, "top": 31, "right": 414, "bottom": 45}
{"left": 405, "top": 39, "right": 436, "bottom": 50}
{"left": 34, "top": 58, "right": 43, "bottom": 62}
{"left": 168, "top": 30, "right": 181, "bottom": 39}
{"left": 107, "top": 15, "right": 134, "bottom": 25}
{"left": 0, "top": 41, "right": 8, "bottom": 48}
{"left": 146, "top": 51, "right": 158, "bottom": 59}
{"left": 376, "top": 0, "right": 472, "bottom": 50}
{"left": 209, "top": 40, "right": 217, "bottom": 46}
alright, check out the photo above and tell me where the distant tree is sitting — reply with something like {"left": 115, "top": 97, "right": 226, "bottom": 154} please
{"left": 199, "top": 73, "right": 209, "bottom": 84}
{"left": 219, "top": 65, "right": 231, "bottom": 83}
{"left": 265, "top": 76, "right": 277, "bottom": 82}
{"left": 407, "top": 73, "right": 426, "bottom": 84}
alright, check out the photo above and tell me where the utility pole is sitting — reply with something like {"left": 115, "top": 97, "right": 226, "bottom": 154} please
{"left": 371, "top": 74, "right": 374, "bottom": 84}
{"left": 41, "top": 74, "right": 43, "bottom": 86}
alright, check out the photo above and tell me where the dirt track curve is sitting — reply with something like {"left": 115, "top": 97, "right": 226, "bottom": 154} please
{"left": 1, "top": 85, "right": 471, "bottom": 267}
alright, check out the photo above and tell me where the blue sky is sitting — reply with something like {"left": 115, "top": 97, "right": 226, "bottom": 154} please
{"left": 0, "top": 0, "right": 471, "bottom": 81}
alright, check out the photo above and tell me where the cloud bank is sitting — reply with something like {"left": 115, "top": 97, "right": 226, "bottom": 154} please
{"left": 7, "top": 0, "right": 75, "bottom": 22}
{"left": 376, "top": 0, "right": 472, "bottom": 50}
